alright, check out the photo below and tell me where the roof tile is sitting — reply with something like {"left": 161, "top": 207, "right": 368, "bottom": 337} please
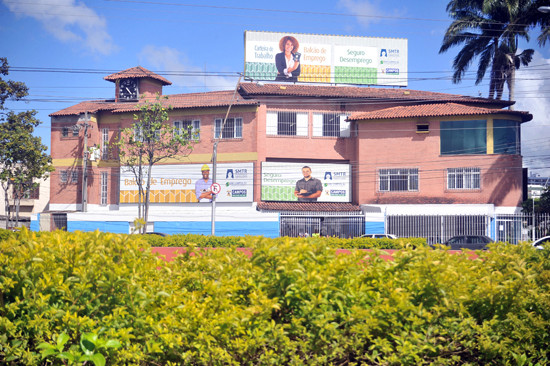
{"left": 104, "top": 66, "right": 172, "bottom": 85}
{"left": 238, "top": 82, "right": 513, "bottom": 106}
{"left": 348, "top": 102, "right": 532, "bottom": 122}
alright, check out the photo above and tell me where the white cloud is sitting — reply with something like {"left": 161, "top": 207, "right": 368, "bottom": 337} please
{"left": 138, "top": 45, "right": 236, "bottom": 91}
{"left": 337, "top": 0, "right": 385, "bottom": 27}
{"left": 515, "top": 51, "right": 550, "bottom": 177}
{"left": 3, "top": 0, "right": 116, "bottom": 55}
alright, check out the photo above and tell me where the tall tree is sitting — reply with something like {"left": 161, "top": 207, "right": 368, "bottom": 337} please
{"left": 439, "top": 0, "right": 538, "bottom": 102}
{"left": 0, "top": 111, "right": 54, "bottom": 228}
{"left": 113, "top": 95, "right": 197, "bottom": 233}
{"left": 0, "top": 58, "right": 53, "bottom": 229}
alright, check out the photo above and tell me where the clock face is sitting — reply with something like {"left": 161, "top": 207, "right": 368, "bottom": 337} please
{"left": 119, "top": 79, "right": 138, "bottom": 100}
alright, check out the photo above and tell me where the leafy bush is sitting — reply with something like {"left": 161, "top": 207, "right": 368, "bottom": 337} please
{"left": 1, "top": 229, "right": 549, "bottom": 365}
{"left": 140, "top": 232, "right": 428, "bottom": 249}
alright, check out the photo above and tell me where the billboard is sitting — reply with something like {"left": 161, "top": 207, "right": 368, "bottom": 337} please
{"left": 244, "top": 31, "right": 407, "bottom": 86}
{"left": 261, "top": 162, "right": 351, "bottom": 202}
{"left": 120, "top": 163, "right": 254, "bottom": 204}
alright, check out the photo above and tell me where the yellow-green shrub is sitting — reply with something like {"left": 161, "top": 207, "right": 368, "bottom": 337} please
{"left": 1, "top": 229, "right": 549, "bottom": 365}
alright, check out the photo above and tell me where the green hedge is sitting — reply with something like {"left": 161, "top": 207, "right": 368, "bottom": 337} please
{"left": 141, "top": 232, "right": 428, "bottom": 249}
{"left": 1, "top": 228, "right": 549, "bottom": 365}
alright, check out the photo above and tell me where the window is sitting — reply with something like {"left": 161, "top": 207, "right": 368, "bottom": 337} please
{"left": 60, "top": 170, "right": 68, "bottom": 183}
{"left": 416, "top": 123, "right": 429, "bottom": 133}
{"left": 313, "top": 113, "right": 350, "bottom": 137}
{"left": 447, "top": 167, "right": 481, "bottom": 190}
{"left": 72, "top": 125, "right": 79, "bottom": 137}
{"left": 379, "top": 168, "right": 419, "bottom": 192}
{"left": 101, "top": 128, "right": 109, "bottom": 159}
{"left": 71, "top": 170, "right": 79, "bottom": 184}
{"left": 493, "top": 119, "right": 520, "bottom": 154}
{"left": 174, "top": 120, "right": 200, "bottom": 140}
{"left": 62, "top": 126, "right": 69, "bottom": 137}
{"left": 266, "top": 111, "right": 308, "bottom": 136}
{"left": 440, "top": 120, "right": 486, "bottom": 155}
{"left": 101, "top": 171, "right": 108, "bottom": 205}
{"left": 134, "top": 125, "right": 159, "bottom": 142}
{"left": 215, "top": 117, "right": 242, "bottom": 139}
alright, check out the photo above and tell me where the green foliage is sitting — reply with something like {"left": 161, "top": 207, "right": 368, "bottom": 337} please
{"left": 38, "top": 331, "right": 121, "bottom": 366}
{"left": 0, "top": 57, "right": 29, "bottom": 109}
{"left": 0, "top": 58, "right": 53, "bottom": 229}
{"left": 1, "top": 228, "right": 550, "bottom": 365}
{"left": 140, "top": 232, "right": 428, "bottom": 250}
{"left": 439, "top": 0, "right": 538, "bottom": 99}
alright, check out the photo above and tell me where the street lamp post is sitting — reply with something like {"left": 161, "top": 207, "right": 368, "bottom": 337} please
{"left": 211, "top": 74, "right": 242, "bottom": 235}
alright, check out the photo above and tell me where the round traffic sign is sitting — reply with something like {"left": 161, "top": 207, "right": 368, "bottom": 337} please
{"left": 210, "top": 182, "right": 221, "bottom": 195}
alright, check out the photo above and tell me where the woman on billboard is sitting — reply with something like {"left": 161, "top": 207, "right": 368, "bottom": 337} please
{"left": 275, "top": 36, "right": 301, "bottom": 82}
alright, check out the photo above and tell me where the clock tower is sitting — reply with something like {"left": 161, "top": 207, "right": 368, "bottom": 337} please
{"left": 104, "top": 66, "right": 172, "bottom": 102}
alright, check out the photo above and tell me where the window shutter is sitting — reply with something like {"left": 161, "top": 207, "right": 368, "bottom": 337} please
{"left": 340, "top": 115, "right": 350, "bottom": 137}
{"left": 266, "top": 111, "right": 277, "bottom": 135}
{"left": 313, "top": 113, "right": 323, "bottom": 137}
{"left": 296, "top": 112, "right": 308, "bottom": 136}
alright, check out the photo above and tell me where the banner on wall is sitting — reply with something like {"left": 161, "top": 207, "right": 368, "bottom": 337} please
{"left": 120, "top": 163, "right": 254, "bottom": 204}
{"left": 261, "top": 162, "right": 351, "bottom": 202}
{"left": 244, "top": 30, "right": 407, "bottom": 86}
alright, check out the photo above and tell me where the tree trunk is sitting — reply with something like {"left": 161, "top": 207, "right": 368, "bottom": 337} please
{"left": 2, "top": 182, "right": 10, "bottom": 229}
{"left": 144, "top": 162, "right": 153, "bottom": 234}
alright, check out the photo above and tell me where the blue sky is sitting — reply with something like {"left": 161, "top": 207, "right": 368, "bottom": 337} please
{"left": 2, "top": 0, "right": 549, "bottom": 176}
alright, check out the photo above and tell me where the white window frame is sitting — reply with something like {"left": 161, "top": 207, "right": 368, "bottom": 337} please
{"left": 174, "top": 120, "right": 200, "bottom": 140}
{"left": 447, "top": 167, "right": 481, "bottom": 190}
{"left": 100, "top": 171, "right": 108, "bottom": 205}
{"left": 312, "top": 113, "right": 350, "bottom": 137}
{"left": 101, "top": 128, "right": 109, "bottom": 159}
{"left": 215, "top": 117, "right": 242, "bottom": 139}
{"left": 379, "top": 168, "right": 419, "bottom": 192}
{"left": 71, "top": 170, "right": 79, "bottom": 184}
{"left": 266, "top": 111, "right": 308, "bottom": 136}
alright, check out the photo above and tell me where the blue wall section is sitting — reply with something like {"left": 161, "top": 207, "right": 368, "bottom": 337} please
{"left": 154, "top": 221, "right": 280, "bottom": 237}
{"left": 31, "top": 215, "right": 39, "bottom": 231}
{"left": 61, "top": 220, "right": 279, "bottom": 237}
{"left": 68, "top": 221, "right": 129, "bottom": 233}
{"left": 365, "top": 221, "right": 385, "bottom": 234}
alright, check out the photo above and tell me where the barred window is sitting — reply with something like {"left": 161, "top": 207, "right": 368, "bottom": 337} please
{"left": 215, "top": 117, "right": 242, "bottom": 139}
{"left": 174, "top": 120, "right": 200, "bottom": 140}
{"left": 71, "top": 170, "right": 79, "bottom": 184}
{"left": 60, "top": 170, "right": 68, "bottom": 183}
{"left": 447, "top": 167, "right": 480, "bottom": 190}
{"left": 101, "top": 128, "right": 109, "bottom": 159}
{"left": 62, "top": 126, "right": 69, "bottom": 137}
{"left": 312, "top": 113, "right": 350, "bottom": 137}
{"left": 72, "top": 125, "right": 79, "bottom": 137}
{"left": 266, "top": 111, "right": 308, "bottom": 136}
{"left": 379, "top": 168, "right": 419, "bottom": 192}
{"left": 101, "top": 171, "right": 108, "bottom": 205}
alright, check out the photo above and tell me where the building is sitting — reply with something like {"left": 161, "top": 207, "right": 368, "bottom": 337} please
{"left": 39, "top": 66, "right": 532, "bottom": 242}
{"left": 1, "top": 177, "right": 50, "bottom": 229}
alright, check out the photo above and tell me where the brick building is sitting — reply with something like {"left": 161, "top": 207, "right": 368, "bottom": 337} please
{"left": 38, "top": 66, "right": 532, "bottom": 242}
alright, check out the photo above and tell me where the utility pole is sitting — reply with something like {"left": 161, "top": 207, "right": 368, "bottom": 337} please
{"left": 80, "top": 112, "right": 91, "bottom": 212}
{"left": 211, "top": 74, "right": 242, "bottom": 235}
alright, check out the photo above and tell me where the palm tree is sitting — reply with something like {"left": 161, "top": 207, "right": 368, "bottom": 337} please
{"left": 439, "top": 0, "right": 537, "bottom": 103}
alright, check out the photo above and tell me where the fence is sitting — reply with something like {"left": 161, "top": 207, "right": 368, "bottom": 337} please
{"left": 386, "top": 213, "right": 550, "bottom": 245}
{"left": 280, "top": 212, "right": 365, "bottom": 238}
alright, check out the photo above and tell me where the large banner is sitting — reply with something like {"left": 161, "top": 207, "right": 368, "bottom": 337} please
{"left": 261, "top": 162, "right": 351, "bottom": 202}
{"left": 244, "top": 31, "right": 407, "bottom": 86}
{"left": 120, "top": 163, "right": 254, "bottom": 203}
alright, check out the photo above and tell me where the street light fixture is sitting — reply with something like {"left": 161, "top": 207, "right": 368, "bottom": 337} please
{"left": 538, "top": 6, "right": 550, "bottom": 13}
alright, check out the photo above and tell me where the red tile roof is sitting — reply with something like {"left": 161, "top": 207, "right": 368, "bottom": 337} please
{"left": 104, "top": 66, "right": 172, "bottom": 85}
{"left": 257, "top": 202, "right": 361, "bottom": 212}
{"left": 348, "top": 102, "right": 532, "bottom": 122}
{"left": 238, "top": 82, "right": 513, "bottom": 107}
{"left": 50, "top": 91, "right": 258, "bottom": 117}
